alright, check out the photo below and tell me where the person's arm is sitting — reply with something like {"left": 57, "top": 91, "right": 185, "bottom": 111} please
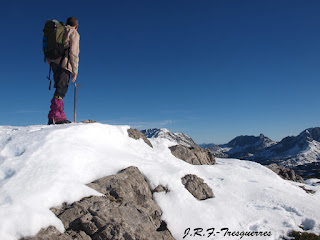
{"left": 69, "top": 31, "right": 80, "bottom": 82}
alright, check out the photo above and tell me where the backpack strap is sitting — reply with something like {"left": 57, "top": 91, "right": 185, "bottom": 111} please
{"left": 47, "top": 62, "right": 53, "bottom": 90}
{"left": 58, "top": 47, "right": 70, "bottom": 67}
{"left": 66, "top": 48, "right": 70, "bottom": 70}
{"left": 59, "top": 51, "right": 65, "bottom": 66}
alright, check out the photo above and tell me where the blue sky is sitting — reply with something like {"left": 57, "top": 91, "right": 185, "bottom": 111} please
{"left": 0, "top": 0, "right": 319, "bottom": 144}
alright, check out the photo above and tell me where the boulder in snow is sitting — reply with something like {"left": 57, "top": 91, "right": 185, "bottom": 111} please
{"left": 169, "top": 145, "right": 216, "bottom": 165}
{"left": 127, "top": 128, "right": 153, "bottom": 148}
{"left": 23, "top": 166, "right": 174, "bottom": 240}
{"left": 181, "top": 174, "right": 214, "bottom": 200}
{"left": 267, "top": 164, "right": 304, "bottom": 183}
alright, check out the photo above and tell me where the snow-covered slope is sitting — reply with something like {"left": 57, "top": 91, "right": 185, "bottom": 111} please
{"left": 141, "top": 128, "right": 197, "bottom": 147}
{"left": 0, "top": 124, "right": 320, "bottom": 240}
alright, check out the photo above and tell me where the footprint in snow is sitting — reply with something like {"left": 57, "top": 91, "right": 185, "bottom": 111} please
{"left": 0, "top": 168, "right": 16, "bottom": 181}
{"left": 281, "top": 204, "right": 302, "bottom": 217}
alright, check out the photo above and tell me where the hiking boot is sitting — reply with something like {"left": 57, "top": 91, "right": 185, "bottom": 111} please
{"left": 48, "top": 97, "right": 68, "bottom": 124}
{"left": 48, "top": 119, "right": 71, "bottom": 125}
{"left": 48, "top": 119, "right": 55, "bottom": 125}
{"left": 56, "top": 120, "right": 72, "bottom": 124}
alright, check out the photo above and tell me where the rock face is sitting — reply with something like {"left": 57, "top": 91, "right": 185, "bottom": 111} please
{"left": 181, "top": 174, "right": 214, "bottom": 200}
{"left": 169, "top": 145, "right": 216, "bottom": 165}
{"left": 127, "top": 128, "right": 153, "bottom": 148}
{"left": 266, "top": 164, "right": 304, "bottom": 183}
{"left": 23, "top": 167, "right": 174, "bottom": 240}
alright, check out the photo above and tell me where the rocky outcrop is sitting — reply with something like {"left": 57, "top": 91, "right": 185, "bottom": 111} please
{"left": 127, "top": 128, "right": 153, "bottom": 148}
{"left": 23, "top": 166, "right": 174, "bottom": 240}
{"left": 267, "top": 164, "right": 304, "bottom": 183}
{"left": 80, "top": 120, "right": 99, "bottom": 123}
{"left": 169, "top": 145, "right": 216, "bottom": 165}
{"left": 181, "top": 174, "right": 214, "bottom": 200}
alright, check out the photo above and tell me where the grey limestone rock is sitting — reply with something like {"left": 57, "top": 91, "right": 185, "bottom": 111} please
{"left": 169, "top": 145, "right": 216, "bottom": 165}
{"left": 22, "top": 166, "right": 174, "bottom": 240}
{"left": 80, "top": 120, "right": 99, "bottom": 123}
{"left": 152, "top": 185, "right": 170, "bottom": 194}
{"left": 299, "top": 185, "right": 316, "bottom": 194}
{"left": 181, "top": 174, "right": 214, "bottom": 200}
{"left": 22, "top": 226, "right": 73, "bottom": 240}
{"left": 127, "top": 128, "right": 153, "bottom": 148}
{"left": 267, "top": 164, "right": 305, "bottom": 183}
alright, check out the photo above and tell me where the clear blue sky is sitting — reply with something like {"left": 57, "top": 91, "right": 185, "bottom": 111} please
{"left": 0, "top": 0, "right": 319, "bottom": 144}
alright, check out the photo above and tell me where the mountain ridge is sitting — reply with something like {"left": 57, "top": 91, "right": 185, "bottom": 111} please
{"left": 200, "top": 127, "right": 320, "bottom": 178}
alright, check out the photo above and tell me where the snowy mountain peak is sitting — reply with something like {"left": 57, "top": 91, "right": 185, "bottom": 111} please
{"left": 298, "top": 127, "right": 320, "bottom": 143}
{"left": 141, "top": 128, "right": 197, "bottom": 147}
{"left": 226, "top": 134, "right": 276, "bottom": 149}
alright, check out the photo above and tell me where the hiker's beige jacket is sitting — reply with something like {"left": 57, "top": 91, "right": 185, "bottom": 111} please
{"left": 47, "top": 25, "right": 80, "bottom": 76}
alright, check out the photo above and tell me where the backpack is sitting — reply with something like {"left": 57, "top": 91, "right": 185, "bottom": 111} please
{"left": 43, "top": 19, "right": 66, "bottom": 60}
{"left": 43, "top": 19, "right": 67, "bottom": 90}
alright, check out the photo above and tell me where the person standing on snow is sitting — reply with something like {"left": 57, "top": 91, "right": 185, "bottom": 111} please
{"left": 46, "top": 16, "right": 80, "bottom": 125}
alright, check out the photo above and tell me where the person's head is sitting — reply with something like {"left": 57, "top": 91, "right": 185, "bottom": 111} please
{"left": 66, "top": 16, "right": 79, "bottom": 30}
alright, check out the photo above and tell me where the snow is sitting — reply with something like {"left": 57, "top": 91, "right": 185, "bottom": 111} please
{"left": 0, "top": 123, "right": 320, "bottom": 240}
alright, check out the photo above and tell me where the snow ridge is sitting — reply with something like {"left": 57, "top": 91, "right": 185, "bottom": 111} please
{"left": 0, "top": 124, "right": 319, "bottom": 240}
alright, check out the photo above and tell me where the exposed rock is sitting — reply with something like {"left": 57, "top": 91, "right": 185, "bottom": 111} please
{"left": 299, "top": 186, "right": 316, "bottom": 194}
{"left": 181, "top": 174, "right": 214, "bottom": 200}
{"left": 22, "top": 166, "right": 174, "bottom": 240}
{"left": 22, "top": 226, "right": 73, "bottom": 240}
{"left": 285, "top": 230, "right": 320, "bottom": 240}
{"left": 169, "top": 145, "right": 216, "bottom": 165}
{"left": 80, "top": 120, "right": 99, "bottom": 123}
{"left": 152, "top": 185, "right": 169, "bottom": 194}
{"left": 127, "top": 128, "right": 153, "bottom": 148}
{"left": 267, "top": 164, "right": 305, "bottom": 183}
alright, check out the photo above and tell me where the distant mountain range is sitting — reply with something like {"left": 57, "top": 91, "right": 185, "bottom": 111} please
{"left": 199, "top": 134, "right": 276, "bottom": 160}
{"left": 142, "top": 128, "right": 320, "bottom": 178}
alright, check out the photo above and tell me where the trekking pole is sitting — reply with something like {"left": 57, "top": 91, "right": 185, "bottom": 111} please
{"left": 74, "top": 83, "right": 83, "bottom": 123}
